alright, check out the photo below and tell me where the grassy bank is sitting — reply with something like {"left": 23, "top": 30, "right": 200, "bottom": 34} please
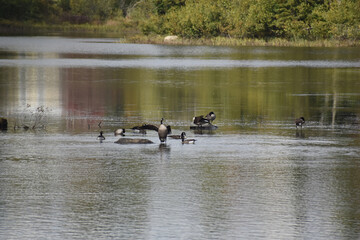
{"left": 126, "top": 34, "right": 360, "bottom": 47}
{"left": 1, "top": 20, "right": 359, "bottom": 48}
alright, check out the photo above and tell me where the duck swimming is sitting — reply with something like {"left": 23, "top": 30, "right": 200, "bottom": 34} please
{"left": 97, "top": 131, "right": 105, "bottom": 141}
{"left": 295, "top": 117, "right": 305, "bottom": 129}
{"left": 168, "top": 133, "right": 182, "bottom": 139}
{"left": 181, "top": 132, "right": 196, "bottom": 144}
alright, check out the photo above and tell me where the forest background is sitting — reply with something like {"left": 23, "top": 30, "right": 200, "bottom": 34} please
{"left": 0, "top": 0, "right": 359, "bottom": 45}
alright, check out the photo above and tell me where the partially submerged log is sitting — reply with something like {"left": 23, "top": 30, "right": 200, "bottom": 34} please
{"left": 115, "top": 138, "right": 154, "bottom": 144}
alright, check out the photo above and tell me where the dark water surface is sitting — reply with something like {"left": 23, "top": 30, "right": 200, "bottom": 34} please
{"left": 1, "top": 36, "right": 360, "bottom": 239}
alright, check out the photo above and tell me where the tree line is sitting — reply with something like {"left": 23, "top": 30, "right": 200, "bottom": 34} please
{"left": 1, "top": 0, "right": 359, "bottom": 40}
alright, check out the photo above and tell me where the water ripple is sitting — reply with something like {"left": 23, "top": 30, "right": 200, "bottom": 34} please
{"left": 1, "top": 58, "right": 359, "bottom": 69}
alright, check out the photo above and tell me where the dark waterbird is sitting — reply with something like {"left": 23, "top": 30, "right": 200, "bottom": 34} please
{"left": 295, "top": 117, "right": 305, "bottom": 129}
{"left": 97, "top": 131, "right": 105, "bottom": 141}
{"left": 181, "top": 132, "right": 196, "bottom": 144}
{"left": 137, "top": 118, "right": 172, "bottom": 143}
{"left": 205, "top": 111, "right": 216, "bottom": 124}
{"left": 0, "top": 117, "right": 8, "bottom": 130}
{"left": 168, "top": 133, "right": 183, "bottom": 139}
{"left": 193, "top": 115, "right": 209, "bottom": 127}
{"left": 193, "top": 111, "right": 216, "bottom": 127}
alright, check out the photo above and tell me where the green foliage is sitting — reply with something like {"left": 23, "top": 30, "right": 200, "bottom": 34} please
{"left": 1, "top": 0, "right": 359, "bottom": 41}
{"left": 0, "top": 0, "right": 59, "bottom": 21}
{"left": 154, "top": 0, "right": 185, "bottom": 15}
{"left": 159, "top": 0, "right": 233, "bottom": 38}
{"left": 69, "top": 0, "right": 116, "bottom": 21}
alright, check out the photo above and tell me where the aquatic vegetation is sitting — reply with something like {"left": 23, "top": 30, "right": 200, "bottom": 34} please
{"left": 14, "top": 104, "right": 51, "bottom": 130}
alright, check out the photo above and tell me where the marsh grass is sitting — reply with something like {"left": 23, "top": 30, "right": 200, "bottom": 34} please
{"left": 126, "top": 34, "right": 360, "bottom": 47}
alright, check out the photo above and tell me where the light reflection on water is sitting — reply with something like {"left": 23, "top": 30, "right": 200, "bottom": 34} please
{"left": 0, "top": 36, "right": 360, "bottom": 239}
{"left": 1, "top": 131, "right": 359, "bottom": 239}
{"left": 1, "top": 58, "right": 360, "bottom": 69}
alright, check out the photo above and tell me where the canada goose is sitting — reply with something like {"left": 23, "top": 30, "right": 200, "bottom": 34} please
{"left": 138, "top": 118, "right": 172, "bottom": 143}
{"left": 295, "top": 117, "right": 305, "bottom": 128}
{"left": 97, "top": 131, "right": 105, "bottom": 141}
{"left": 114, "top": 128, "right": 125, "bottom": 136}
{"left": 181, "top": 132, "right": 196, "bottom": 144}
{"left": 205, "top": 111, "right": 216, "bottom": 124}
{"left": 168, "top": 133, "right": 182, "bottom": 139}
{"left": 115, "top": 138, "right": 153, "bottom": 144}
{"left": 192, "top": 115, "right": 209, "bottom": 127}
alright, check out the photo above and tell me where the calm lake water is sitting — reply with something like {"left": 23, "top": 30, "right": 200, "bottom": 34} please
{"left": 0, "top": 36, "right": 360, "bottom": 239}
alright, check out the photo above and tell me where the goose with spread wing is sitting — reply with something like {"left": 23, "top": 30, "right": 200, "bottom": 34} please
{"left": 138, "top": 118, "right": 172, "bottom": 143}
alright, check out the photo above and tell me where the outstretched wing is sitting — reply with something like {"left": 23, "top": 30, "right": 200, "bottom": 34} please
{"left": 167, "top": 125, "right": 172, "bottom": 134}
{"left": 138, "top": 124, "right": 159, "bottom": 132}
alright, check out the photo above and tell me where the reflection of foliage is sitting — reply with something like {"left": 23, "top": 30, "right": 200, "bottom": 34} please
{"left": 14, "top": 104, "right": 51, "bottom": 130}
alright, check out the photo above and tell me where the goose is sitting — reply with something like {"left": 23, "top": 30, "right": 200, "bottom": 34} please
{"left": 114, "top": 128, "right": 125, "bottom": 136}
{"left": 138, "top": 118, "right": 172, "bottom": 143}
{"left": 181, "top": 132, "right": 196, "bottom": 144}
{"left": 97, "top": 131, "right": 105, "bottom": 141}
{"left": 206, "top": 111, "right": 216, "bottom": 124}
{"left": 168, "top": 133, "right": 183, "bottom": 139}
{"left": 157, "top": 118, "right": 172, "bottom": 142}
{"left": 295, "top": 117, "right": 305, "bottom": 129}
{"left": 192, "top": 115, "right": 209, "bottom": 127}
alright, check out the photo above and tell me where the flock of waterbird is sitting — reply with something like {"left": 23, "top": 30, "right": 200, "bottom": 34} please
{"left": 97, "top": 111, "right": 217, "bottom": 144}
{"left": 97, "top": 112, "right": 306, "bottom": 144}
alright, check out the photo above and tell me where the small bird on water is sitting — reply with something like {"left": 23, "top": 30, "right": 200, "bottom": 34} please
{"left": 97, "top": 131, "right": 105, "bottom": 141}
{"left": 295, "top": 117, "right": 305, "bottom": 129}
{"left": 181, "top": 132, "right": 196, "bottom": 144}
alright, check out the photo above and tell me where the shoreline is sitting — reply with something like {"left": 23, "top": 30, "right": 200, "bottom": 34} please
{"left": 125, "top": 35, "right": 360, "bottom": 48}
{"left": 1, "top": 21, "right": 359, "bottom": 48}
